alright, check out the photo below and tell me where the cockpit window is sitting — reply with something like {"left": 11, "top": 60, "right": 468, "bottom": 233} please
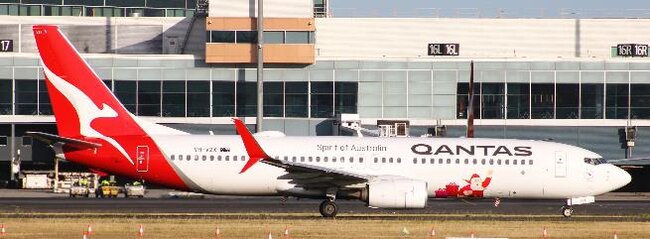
{"left": 584, "top": 157, "right": 604, "bottom": 165}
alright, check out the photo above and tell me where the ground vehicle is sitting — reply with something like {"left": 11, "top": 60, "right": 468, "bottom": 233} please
{"left": 69, "top": 185, "right": 90, "bottom": 197}
{"left": 97, "top": 185, "right": 121, "bottom": 198}
{"left": 124, "top": 184, "right": 145, "bottom": 198}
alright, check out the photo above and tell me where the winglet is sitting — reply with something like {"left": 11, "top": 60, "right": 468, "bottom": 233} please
{"left": 233, "top": 118, "right": 270, "bottom": 173}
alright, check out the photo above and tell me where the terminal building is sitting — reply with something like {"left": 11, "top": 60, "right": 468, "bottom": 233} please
{"left": 0, "top": 0, "right": 648, "bottom": 190}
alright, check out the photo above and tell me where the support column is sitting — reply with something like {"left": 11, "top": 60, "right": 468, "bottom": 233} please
{"left": 256, "top": 0, "right": 264, "bottom": 132}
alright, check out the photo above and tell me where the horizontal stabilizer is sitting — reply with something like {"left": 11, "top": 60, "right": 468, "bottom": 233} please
{"left": 26, "top": 131, "right": 101, "bottom": 149}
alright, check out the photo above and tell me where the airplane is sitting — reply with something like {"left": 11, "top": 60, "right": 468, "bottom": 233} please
{"left": 27, "top": 25, "right": 631, "bottom": 218}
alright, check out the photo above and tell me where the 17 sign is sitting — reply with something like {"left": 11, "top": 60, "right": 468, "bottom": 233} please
{"left": 0, "top": 40, "right": 13, "bottom": 52}
{"left": 428, "top": 43, "right": 459, "bottom": 56}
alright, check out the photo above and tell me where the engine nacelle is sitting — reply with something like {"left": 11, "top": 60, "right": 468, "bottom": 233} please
{"left": 363, "top": 178, "right": 428, "bottom": 209}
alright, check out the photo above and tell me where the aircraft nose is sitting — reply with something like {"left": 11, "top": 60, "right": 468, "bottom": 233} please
{"left": 610, "top": 165, "right": 631, "bottom": 189}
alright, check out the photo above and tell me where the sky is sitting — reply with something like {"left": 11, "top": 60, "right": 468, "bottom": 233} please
{"left": 329, "top": 0, "right": 650, "bottom": 18}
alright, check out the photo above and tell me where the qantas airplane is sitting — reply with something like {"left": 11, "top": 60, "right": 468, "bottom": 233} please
{"left": 28, "top": 25, "right": 631, "bottom": 217}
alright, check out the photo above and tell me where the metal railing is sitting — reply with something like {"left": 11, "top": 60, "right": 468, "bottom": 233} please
{"left": 330, "top": 7, "right": 650, "bottom": 19}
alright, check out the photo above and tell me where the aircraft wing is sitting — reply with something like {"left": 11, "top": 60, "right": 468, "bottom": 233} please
{"left": 262, "top": 157, "right": 369, "bottom": 188}
{"left": 232, "top": 118, "right": 369, "bottom": 189}
{"left": 26, "top": 131, "right": 102, "bottom": 150}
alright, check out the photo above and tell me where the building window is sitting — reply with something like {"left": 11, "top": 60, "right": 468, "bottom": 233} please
{"left": 581, "top": 84, "right": 604, "bottom": 119}
{"left": 285, "top": 82, "right": 308, "bottom": 117}
{"left": 335, "top": 82, "right": 357, "bottom": 115}
{"left": 162, "top": 81, "right": 185, "bottom": 117}
{"left": 115, "top": 80, "right": 137, "bottom": 114}
{"left": 22, "top": 136, "right": 32, "bottom": 146}
{"left": 606, "top": 84, "right": 629, "bottom": 119}
{"left": 212, "top": 81, "right": 235, "bottom": 117}
{"left": 264, "top": 82, "right": 283, "bottom": 117}
{"left": 311, "top": 82, "right": 333, "bottom": 118}
{"left": 264, "top": 31, "right": 284, "bottom": 44}
{"left": 456, "top": 83, "right": 480, "bottom": 119}
{"left": 556, "top": 84, "right": 579, "bottom": 119}
{"left": 15, "top": 80, "right": 38, "bottom": 115}
{"left": 210, "top": 31, "right": 235, "bottom": 43}
{"left": 531, "top": 84, "right": 554, "bottom": 119}
{"left": 0, "top": 80, "right": 12, "bottom": 115}
{"left": 236, "top": 31, "right": 257, "bottom": 44}
{"left": 481, "top": 83, "right": 505, "bottom": 119}
{"left": 137, "top": 81, "right": 161, "bottom": 116}
{"left": 507, "top": 83, "right": 530, "bottom": 119}
{"left": 630, "top": 84, "right": 650, "bottom": 119}
{"left": 187, "top": 81, "right": 210, "bottom": 117}
{"left": 0, "top": 136, "right": 7, "bottom": 146}
{"left": 236, "top": 82, "right": 257, "bottom": 117}
{"left": 286, "top": 31, "right": 310, "bottom": 44}
{"left": 37, "top": 80, "right": 52, "bottom": 115}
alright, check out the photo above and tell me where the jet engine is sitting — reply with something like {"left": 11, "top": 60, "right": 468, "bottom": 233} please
{"left": 360, "top": 178, "right": 428, "bottom": 208}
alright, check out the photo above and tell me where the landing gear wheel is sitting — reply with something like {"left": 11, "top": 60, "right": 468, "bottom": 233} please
{"left": 319, "top": 200, "right": 338, "bottom": 217}
{"left": 561, "top": 206, "right": 574, "bottom": 218}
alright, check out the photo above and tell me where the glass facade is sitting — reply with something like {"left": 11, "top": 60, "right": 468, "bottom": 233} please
{"left": 3, "top": 57, "right": 650, "bottom": 120}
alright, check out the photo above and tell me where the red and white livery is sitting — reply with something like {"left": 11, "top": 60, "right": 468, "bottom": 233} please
{"left": 29, "top": 25, "right": 631, "bottom": 217}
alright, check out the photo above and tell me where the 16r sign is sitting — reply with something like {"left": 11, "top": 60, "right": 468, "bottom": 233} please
{"left": 428, "top": 43, "right": 459, "bottom": 56}
{"left": 0, "top": 40, "right": 13, "bottom": 52}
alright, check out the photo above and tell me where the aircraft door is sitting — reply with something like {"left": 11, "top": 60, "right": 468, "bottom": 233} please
{"left": 554, "top": 151, "right": 567, "bottom": 177}
{"left": 136, "top": 146, "right": 149, "bottom": 173}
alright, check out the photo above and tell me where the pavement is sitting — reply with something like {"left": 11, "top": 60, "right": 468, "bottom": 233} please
{"left": 0, "top": 189, "right": 649, "bottom": 219}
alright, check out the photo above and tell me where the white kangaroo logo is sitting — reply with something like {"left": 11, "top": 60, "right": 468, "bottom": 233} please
{"left": 43, "top": 65, "right": 135, "bottom": 165}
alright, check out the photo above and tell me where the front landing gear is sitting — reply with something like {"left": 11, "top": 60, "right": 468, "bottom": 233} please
{"left": 561, "top": 205, "right": 574, "bottom": 218}
{"left": 319, "top": 200, "right": 338, "bottom": 217}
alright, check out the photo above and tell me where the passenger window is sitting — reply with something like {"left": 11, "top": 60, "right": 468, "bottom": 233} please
{"left": 529, "top": 160, "right": 533, "bottom": 165}
{"left": 375, "top": 158, "right": 379, "bottom": 163}
{"left": 202, "top": 155, "right": 207, "bottom": 161}
{"left": 300, "top": 156, "right": 305, "bottom": 162}
{"left": 472, "top": 159, "right": 477, "bottom": 165}
{"left": 242, "top": 156, "right": 246, "bottom": 161}
{"left": 349, "top": 157, "right": 354, "bottom": 163}
{"left": 382, "top": 158, "right": 386, "bottom": 163}
{"left": 521, "top": 159, "right": 525, "bottom": 165}
{"left": 430, "top": 158, "right": 435, "bottom": 164}
{"left": 439, "top": 158, "right": 443, "bottom": 164}
{"left": 446, "top": 158, "right": 451, "bottom": 164}
{"left": 308, "top": 157, "right": 313, "bottom": 162}
{"left": 218, "top": 155, "right": 222, "bottom": 161}
{"left": 455, "top": 159, "right": 460, "bottom": 164}
{"left": 513, "top": 159, "right": 518, "bottom": 165}
{"left": 233, "top": 156, "right": 238, "bottom": 161}
{"left": 284, "top": 156, "right": 288, "bottom": 161}
{"left": 292, "top": 156, "right": 297, "bottom": 162}
{"left": 225, "top": 156, "right": 230, "bottom": 161}
{"left": 359, "top": 157, "right": 364, "bottom": 163}
{"left": 315, "top": 156, "right": 320, "bottom": 162}
{"left": 421, "top": 158, "right": 426, "bottom": 164}
{"left": 324, "top": 157, "right": 328, "bottom": 162}
{"left": 332, "top": 157, "right": 337, "bottom": 162}
{"left": 178, "top": 155, "right": 182, "bottom": 160}
{"left": 489, "top": 159, "right": 494, "bottom": 165}
{"left": 464, "top": 159, "right": 469, "bottom": 164}
{"left": 397, "top": 158, "right": 401, "bottom": 163}
{"left": 389, "top": 158, "right": 393, "bottom": 163}
{"left": 505, "top": 159, "right": 509, "bottom": 165}
{"left": 171, "top": 155, "right": 175, "bottom": 160}
{"left": 413, "top": 158, "right": 417, "bottom": 164}
{"left": 194, "top": 155, "right": 199, "bottom": 161}
{"left": 210, "top": 155, "right": 214, "bottom": 161}
{"left": 481, "top": 159, "right": 485, "bottom": 165}
{"left": 497, "top": 159, "right": 501, "bottom": 165}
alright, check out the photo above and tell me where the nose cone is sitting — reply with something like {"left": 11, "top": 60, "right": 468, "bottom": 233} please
{"left": 610, "top": 165, "right": 632, "bottom": 190}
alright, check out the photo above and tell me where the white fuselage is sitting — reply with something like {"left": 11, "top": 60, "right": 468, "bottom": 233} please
{"left": 153, "top": 135, "right": 630, "bottom": 199}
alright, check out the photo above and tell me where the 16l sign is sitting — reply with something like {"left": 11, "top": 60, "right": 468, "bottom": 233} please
{"left": 428, "top": 43, "right": 459, "bottom": 56}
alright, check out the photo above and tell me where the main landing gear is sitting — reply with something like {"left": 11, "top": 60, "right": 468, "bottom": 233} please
{"left": 319, "top": 200, "right": 338, "bottom": 217}
{"left": 319, "top": 189, "right": 338, "bottom": 217}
